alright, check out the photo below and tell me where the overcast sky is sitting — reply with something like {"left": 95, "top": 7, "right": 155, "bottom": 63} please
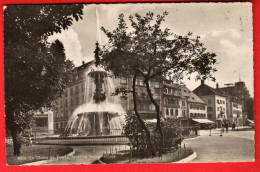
{"left": 48, "top": 2, "right": 254, "bottom": 96}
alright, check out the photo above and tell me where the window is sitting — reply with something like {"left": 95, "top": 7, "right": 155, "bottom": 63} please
{"left": 182, "top": 101, "right": 185, "bottom": 106}
{"left": 170, "top": 109, "right": 174, "bottom": 116}
{"left": 190, "top": 104, "right": 193, "bottom": 109}
{"left": 166, "top": 108, "right": 169, "bottom": 116}
{"left": 71, "top": 98, "right": 73, "bottom": 106}
{"left": 223, "top": 101, "right": 225, "bottom": 104}
{"left": 81, "top": 84, "right": 85, "bottom": 92}
{"left": 165, "top": 88, "right": 168, "bottom": 94}
{"left": 82, "top": 95, "right": 84, "bottom": 103}
{"left": 60, "top": 100, "right": 63, "bottom": 108}
{"left": 190, "top": 113, "right": 193, "bottom": 117}
{"left": 182, "top": 110, "right": 186, "bottom": 116}
{"left": 207, "top": 107, "right": 213, "bottom": 111}
{"left": 217, "top": 107, "right": 220, "bottom": 111}
{"left": 76, "top": 96, "right": 79, "bottom": 105}
{"left": 75, "top": 86, "right": 79, "bottom": 94}
{"left": 175, "top": 109, "right": 178, "bottom": 116}
{"left": 65, "top": 109, "right": 68, "bottom": 117}
{"left": 223, "top": 108, "right": 225, "bottom": 112}
{"left": 70, "top": 88, "right": 73, "bottom": 96}
{"left": 220, "top": 100, "right": 222, "bottom": 104}
{"left": 208, "top": 99, "right": 211, "bottom": 104}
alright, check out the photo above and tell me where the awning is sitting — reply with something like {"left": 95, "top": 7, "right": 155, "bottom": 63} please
{"left": 247, "top": 119, "right": 254, "bottom": 124}
{"left": 192, "top": 119, "right": 215, "bottom": 124}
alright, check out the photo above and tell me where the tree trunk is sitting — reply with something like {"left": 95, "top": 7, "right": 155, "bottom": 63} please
{"left": 132, "top": 73, "right": 155, "bottom": 156}
{"left": 11, "top": 128, "right": 22, "bottom": 156}
{"left": 144, "top": 78, "right": 164, "bottom": 150}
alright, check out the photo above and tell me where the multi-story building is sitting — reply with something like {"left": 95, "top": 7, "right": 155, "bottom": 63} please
{"left": 193, "top": 81, "right": 227, "bottom": 127}
{"left": 227, "top": 100, "right": 243, "bottom": 126}
{"left": 53, "top": 60, "right": 209, "bottom": 133}
{"left": 180, "top": 85, "right": 207, "bottom": 119}
{"left": 53, "top": 61, "right": 163, "bottom": 133}
{"left": 218, "top": 81, "right": 250, "bottom": 125}
{"left": 162, "top": 80, "right": 182, "bottom": 119}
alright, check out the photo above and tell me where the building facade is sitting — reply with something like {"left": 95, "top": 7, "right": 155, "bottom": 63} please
{"left": 193, "top": 81, "right": 227, "bottom": 127}
{"left": 53, "top": 61, "right": 208, "bottom": 133}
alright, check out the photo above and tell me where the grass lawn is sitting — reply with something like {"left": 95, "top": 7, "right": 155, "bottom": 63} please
{"left": 6, "top": 144, "right": 73, "bottom": 165}
{"left": 100, "top": 148, "right": 193, "bottom": 164}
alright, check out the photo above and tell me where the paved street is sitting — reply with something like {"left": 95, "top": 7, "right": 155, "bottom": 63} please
{"left": 183, "top": 130, "right": 254, "bottom": 163}
{"left": 43, "top": 130, "right": 254, "bottom": 165}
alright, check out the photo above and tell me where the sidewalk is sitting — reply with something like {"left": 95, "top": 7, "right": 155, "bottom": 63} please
{"left": 183, "top": 131, "right": 255, "bottom": 162}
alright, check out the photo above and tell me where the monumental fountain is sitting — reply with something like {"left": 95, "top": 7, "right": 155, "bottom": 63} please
{"left": 63, "top": 42, "right": 126, "bottom": 137}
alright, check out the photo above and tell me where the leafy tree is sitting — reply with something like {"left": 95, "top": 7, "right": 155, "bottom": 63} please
{"left": 4, "top": 4, "right": 84, "bottom": 156}
{"left": 101, "top": 12, "right": 217, "bottom": 154}
{"left": 245, "top": 97, "right": 254, "bottom": 120}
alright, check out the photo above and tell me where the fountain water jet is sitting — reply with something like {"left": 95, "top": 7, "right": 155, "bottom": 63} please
{"left": 64, "top": 44, "right": 126, "bottom": 136}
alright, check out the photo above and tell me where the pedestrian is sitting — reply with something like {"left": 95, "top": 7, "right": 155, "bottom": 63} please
{"left": 232, "top": 122, "right": 235, "bottom": 131}
{"left": 225, "top": 123, "right": 229, "bottom": 133}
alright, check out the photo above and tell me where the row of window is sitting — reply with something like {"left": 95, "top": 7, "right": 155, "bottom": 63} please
{"left": 217, "top": 99, "right": 225, "bottom": 105}
{"left": 207, "top": 99, "right": 226, "bottom": 105}
{"left": 217, "top": 106, "right": 225, "bottom": 112}
{"left": 190, "top": 104, "right": 206, "bottom": 110}
{"left": 58, "top": 95, "right": 84, "bottom": 108}
{"left": 55, "top": 109, "right": 73, "bottom": 119}
{"left": 164, "top": 98, "right": 180, "bottom": 106}
{"left": 190, "top": 113, "right": 206, "bottom": 118}
{"left": 165, "top": 108, "right": 184, "bottom": 116}
{"left": 136, "top": 104, "right": 156, "bottom": 111}
{"left": 207, "top": 106, "right": 226, "bottom": 112}
{"left": 164, "top": 87, "right": 178, "bottom": 95}
{"left": 55, "top": 122, "right": 68, "bottom": 130}
{"left": 64, "top": 84, "right": 85, "bottom": 97}
{"left": 135, "top": 79, "right": 160, "bottom": 88}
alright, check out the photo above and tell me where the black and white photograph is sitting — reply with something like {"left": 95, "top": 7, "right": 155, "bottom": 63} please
{"left": 4, "top": 2, "right": 254, "bottom": 165}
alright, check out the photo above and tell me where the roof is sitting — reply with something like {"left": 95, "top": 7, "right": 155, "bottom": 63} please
{"left": 163, "top": 82, "right": 180, "bottom": 88}
{"left": 192, "top": 119, "right": 215, "bottom": 124}
{"left": 180, "top": 85, "right": 206, "bottom": 104}
{"left": 193, "top": 84, "right": 227, "bottom": 97}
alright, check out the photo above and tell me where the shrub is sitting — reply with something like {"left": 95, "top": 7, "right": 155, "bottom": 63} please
{"left": 124, "top": 113, "right": 183, "bottom": 156}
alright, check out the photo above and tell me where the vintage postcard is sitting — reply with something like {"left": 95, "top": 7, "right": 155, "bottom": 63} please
{"left": 3, "top": 2, "right": 254, "bottom": 166}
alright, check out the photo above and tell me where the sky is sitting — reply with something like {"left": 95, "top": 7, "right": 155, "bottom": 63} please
{"left": 48, "top": 2, "right": 254, "bottom": 96}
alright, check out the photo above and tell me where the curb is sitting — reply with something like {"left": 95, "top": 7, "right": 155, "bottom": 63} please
{"left": 184, "top": 136, "right": 200, "bottom": 141}
{"left": 98, "top": 151, "right": 197, "bottom": 164}
{"left": 22, "top": 148, "right": 75, "bottom": 165}
{"left": 172, "top": 151, "right": 197, "bottom": 163}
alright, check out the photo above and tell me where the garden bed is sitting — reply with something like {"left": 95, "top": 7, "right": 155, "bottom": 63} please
{"left": 6, "top": 144, "right": 73, "bottom": 165}
{"left": 100, "top": 148, "right": 193, "bottom": 164}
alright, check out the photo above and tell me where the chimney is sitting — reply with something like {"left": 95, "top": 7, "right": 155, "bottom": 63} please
{"left": 82, "top": 61, "right": 85, "bottom": 65}
{"left": 201, "top": 80, "right": 204, "bottom": 86}
{"left": 216, "top": 83, "right": 219, "bottom": 89}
